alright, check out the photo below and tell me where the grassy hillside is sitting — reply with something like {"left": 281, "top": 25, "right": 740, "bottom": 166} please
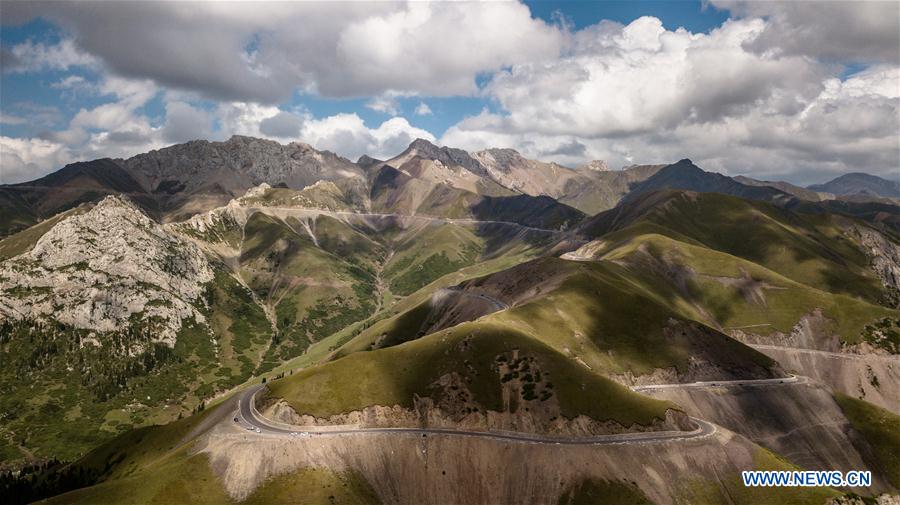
{"left": 2, "top": 395, "right": 377, "bottom": 505}
{"left": 595, "top": 233, "right": 897, "bottom": 350}
{"left": 0, "top": 205, "right": 91, "bottom": 260}
{"left": 835, "top": 394, "right": 900, "bottom": 488}
{"left": 0, "top": 186, "right": 557, "bottom": 467}
{"left": 339, "top": 257, "right": 779, "bottom": 382}
{"left": 0, "top": 267, "right": 272, "bottom": 462}
{"left": 557, "top": 478, "right": 652, "bottom": 505}
{"left": 0, "top": 189, "right": 40, "bottom": 238}
{"left": 581, "top": 190, "right": 889, "bottom": 305}
{"left": 238, "top": 212, "right": 382, "bottom": 368}
{"left": 677, "top": 447, "right": 841, "bottom": 505}
{"left": 268, "top": 320, "right": 675, "bottom": 427}
{"left": 383, "top": 222, "right": 483, "bottom": 296}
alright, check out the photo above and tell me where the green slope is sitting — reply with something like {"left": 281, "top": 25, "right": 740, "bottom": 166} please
{"left": 835, "top": 394, "right": 900, "bottom": 488}
{"left": 268, "top": 320, "right": 675, "bottom": 427}
{"left": 595, "top": 233, "right": 897, "bottom": 351}
{"left": 0, "top": 205, "right": 91, "bottom": 260}
{"left": 339, "top": 257, "right": 779, "bottom": 381}
{"left": 0, "top": 267, "right": 271, "bottom": 461}
{"left": 580, "top": 190, "right": 888, "bottom": 305}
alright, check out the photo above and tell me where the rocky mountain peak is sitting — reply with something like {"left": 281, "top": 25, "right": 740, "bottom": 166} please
{"left": 121, "top": 135, "right": 363, "bottom": 197}
{"left": 577, "top": 160, "right": 610, "bottom": 172}
{"left": 408, "top": 137, "right": 441, "bottom": 152}
{"left": 472, "top": 148, "right": 528, "bottom": 172}
{"left": 393, "top": 138, "right": 487, "bottom": 177}
{"left": 0, "top": 193, "right": 214, "bottom": 346}
{"left": 356, "top": 154, "right": 382, "bottom": 168}
{"left": 808, "top": 172, "right": 900, "bottom": 198}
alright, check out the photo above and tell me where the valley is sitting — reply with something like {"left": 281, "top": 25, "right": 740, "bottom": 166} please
{"left": 1, "top": 136, "right": 898, "bottom": 504}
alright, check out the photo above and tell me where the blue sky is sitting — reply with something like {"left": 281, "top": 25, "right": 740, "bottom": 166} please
{"left": 1, "top": 1, "right": 898, "bottom": 185}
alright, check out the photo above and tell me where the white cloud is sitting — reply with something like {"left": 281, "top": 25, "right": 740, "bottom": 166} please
{"left": 2, "top": 38, "right": 97, "bottom": 73}
{"left": 331, "top": 2, "right": 563, "bottom": 97}
{"left": 259, "top": 110, "right": 305, "bottom": 139}
{"left": 366, "top": 93, "right": 401, "bottom": 116}
{"left": 713, "top": 0, "right": 900, "bottom": 64}
{"left": 0, "top": 136, "right": 71, "bottom": 184}
{"left": 414, "top": 102, "right": 432, "bottom": 116}
{"left": 476, "top": 17, "right": 825, "bottom": 138}
{"left": 216, "top": 102, "right": 285, "bottom": 139}
{"left": 50, "top": 75, "right": 88, "bottom": 89}
{"left": 442, "top": 16, "right": 900, "bottom": 182}
{"left": 3, "top": 3, "right": 898, "bottom": 185}
{"left": 3, "top": 91, "right": 436, "bottom": 182}
{"left": 4, "top": 2, "right": 563, "bottom": 102}
{"left": 300, "top": 114, "right": 434, "bottom": 161}
{"left": 161, "top": 101, "right": 214, "bottom": 144}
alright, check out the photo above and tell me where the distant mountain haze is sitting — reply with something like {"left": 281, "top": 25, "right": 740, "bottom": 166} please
{"left": 808, "top": 172, "right": 900, "bottom": 199}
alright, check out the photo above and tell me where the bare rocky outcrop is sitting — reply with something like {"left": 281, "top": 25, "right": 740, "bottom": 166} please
{"left": 576, "top": 160, "right": 610, "bottom": 172}
{"left": 0, "top": 195, "right": 213, "bottom": 346}
{"left": 751, "top": 345, "right": 900, "bottom": 415}
{"left": 197, "top": 418, "right": 849, "bottom": 504}
{"left": 472, "top": 148, "right": 584, "bottom": 198}
{"left": 124, "top": 135, "right": 364, "bottom": 197}
{"left": 829, "top": 494, "right": 900, "bottom": 505}
{"left": 642, "top": 380, "right": 896, "bottom": 493}
{"left": 732, "top": 309, "right": 842, "bottom": 351}
{"left": 845, "top": 223, "right": 900, "bottom": 307}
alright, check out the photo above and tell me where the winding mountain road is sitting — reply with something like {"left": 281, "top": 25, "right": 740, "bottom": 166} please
{"left": 749, "top": 344, "right": 900, "bottom": 362}
{"left": 234, "top": 384, "right": 716, "bottom": 446}
{"left": 631, "top": 374, "right": 805, "bottom": 392}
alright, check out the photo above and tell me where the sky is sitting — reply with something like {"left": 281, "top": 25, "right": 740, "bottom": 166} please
{"left": 1, "top": 1, "right": 898, "bottom": 186}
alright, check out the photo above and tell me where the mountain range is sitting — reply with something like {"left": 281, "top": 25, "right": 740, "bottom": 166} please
{"left": 1, "top": 137, "right": 899, "bottom": 504}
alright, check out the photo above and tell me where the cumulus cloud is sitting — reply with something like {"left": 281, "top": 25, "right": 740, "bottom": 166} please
{"left": 161, "top": 101, "right": 215, "bottom": 144}
{"left": 1, "top": 38, "right": 97, "bottom": 73}
{"left": 366, "top": 93, "right": 401, "bottom": 115}
{"left": 300, "top": 114, "right": 434, "bottom": 160}
{"left": 259, "top": 111, "right": 305, "bottom": 139}
{"left": 713, "top": 0, "right": 900, "bottom": 64}
{"left": 50, "top": 75, "right": 88, "bottom": 89}
{"left": 3, "top": 1, "right": 562, "bottom": 102}
{"left": 0, "top": 136, "right": 71, "bottom": 183}
{"left": 2, "top": 88, "right": 434, "bottom": 182}
{"left": 2, "top": 102, "right": 64, "bottom": 130}
{"left": 3, "top": 2, "right": 898, "bottom": 184}
{"left": 474, "top": 17, "right": 825, "bottom": 137}
{"left": 414, "top": 102, "right": 432, "bottom": 116}
{"left": 442, "top": 16, "right": 900, "bottom": 182}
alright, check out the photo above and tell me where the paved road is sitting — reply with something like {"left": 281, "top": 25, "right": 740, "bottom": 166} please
{"left": 235, "top": 385, "right": 716, "bottom": 446}
{"left": 750, "top": 344, "right": 900, "bottom": 362}
{"left": 631, "top": 374, "right": 805, "bottom": 392}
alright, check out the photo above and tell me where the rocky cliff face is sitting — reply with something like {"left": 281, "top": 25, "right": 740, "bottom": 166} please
{"left": 124, "top": 135, "right": 364, "bottom": 195}
{"left": 846, "top": 224, "right": 900, "bottom": 307}
{"left": 472, "top": 148, "right": 581, "bottom": 198}
{"left": 0, "top": 195, "right": 213, "bottom": 346}
{"left": 390, "top": 138, "right": 488, "bottom": 178}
